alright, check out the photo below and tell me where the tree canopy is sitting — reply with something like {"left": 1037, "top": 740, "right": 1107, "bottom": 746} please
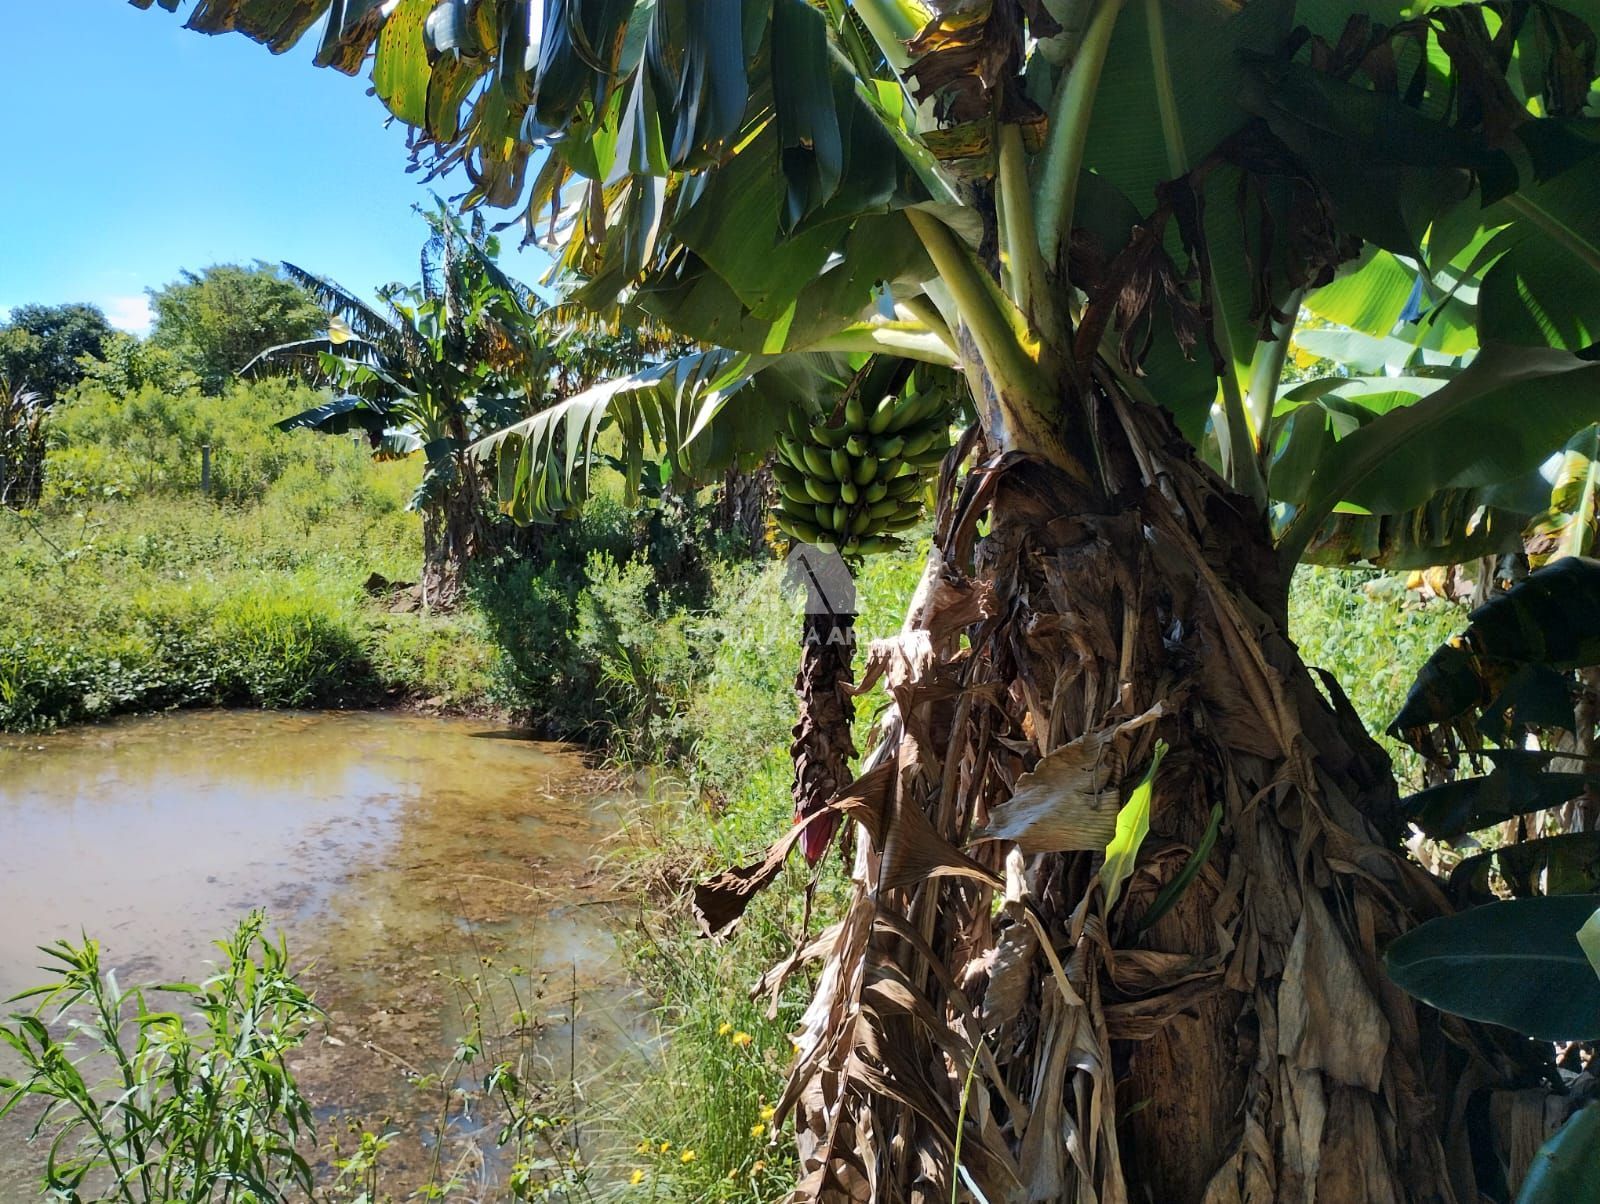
{"left": 148, "top": 263, "right": 327, "bottom": 394}
{"left": 0, "top": 303, "right": 114, "bottom": 402}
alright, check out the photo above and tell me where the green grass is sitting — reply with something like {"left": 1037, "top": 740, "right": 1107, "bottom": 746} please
{"left": 602, "top": 540, "right": 925, "bottom": 1202}
{"left": 0, "top": 380, "right": 504, "bottom": 731}
{"left": 1287, "top": 564, "right": 1468, "bottom": 791}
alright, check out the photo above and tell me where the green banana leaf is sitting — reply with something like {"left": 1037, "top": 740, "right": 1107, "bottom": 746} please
{"left": 1384, "top": 894, "right": 1600, "bottom": 1041}
{"left": 1517, "top": 1105, "right": 1600, "bottom": 1204}
{"left": 1451, "top": 833, "right": 1600, "bottom": 905}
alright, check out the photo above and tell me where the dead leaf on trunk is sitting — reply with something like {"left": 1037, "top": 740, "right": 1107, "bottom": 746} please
{"left": 692, "top": 764, "right": 893, "bottom": 937}
{"left": 971, "top": 699, "right": 1173, "bottom": 853}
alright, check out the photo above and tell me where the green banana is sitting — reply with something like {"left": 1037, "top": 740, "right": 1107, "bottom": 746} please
{"left": 829, "top": 448, "right": 851, "bottom": 481}
{"left": 775, "top": 512, "right": 826, "bottom": 544}
{"left": 773, "top": 464, "right": 806, "bottom": 492}
{"left": 849, "top": 507, "right": 873, "bottom": 536}
{"left": 839, "top": 480, "right": 859, "bottom": 505}
{"left": 802, "top": 444, "right": 837, "bottom": 481}
{"left": 875, "top": 435, "right": 906, "bottom": 459}
{"left": 854, "top": 535, "right": 901, "bottom": 555}
{"left": 867, "top": 397, "right": 896, "bottom": 435}
{"left": 852, "top": 457, "right": 878, "bottom": 486}
{"left": 864, "top": 480, "right": 890, "bottom": 504}
{"left": 867, "top": 496, "right": 901, "bottom": 519}
{"left": 886, "top": 391, "right": 941, "bottom": 434}
{"left": 845, "top": 434, "right": 871, "bottom": 457}
{"left": 832, "top": 504, "right": 850, "bottom": 533}
{"left": 885, "top": 474, "right": 922, "bottom": 501}
{"left": 803, "top": 476, "right": 840, "bottom": 505}
{"left": 845, "top": 395, "right": 867, "bottom": 432}
{"left": 879, "top": 392, "right": 923, "bottom": 435}
{"left": 810, "top": 421, "right": 850, "bottom": 449}
{"left": 902, "top": 426, "right": 942, "bottom": 458}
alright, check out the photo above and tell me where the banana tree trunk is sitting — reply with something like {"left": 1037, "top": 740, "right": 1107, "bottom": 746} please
{"left": 716, "top": 460, "right": 774, "bottom": 558}
{"left": 777, "top": 380, "right": 1547, "bottom": 1202}
{"left": 420, "top": 447, "right": 485, "bottom": 610}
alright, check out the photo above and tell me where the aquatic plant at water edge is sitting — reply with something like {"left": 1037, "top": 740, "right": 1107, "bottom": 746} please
{"left": 0, "top": 912, "right": 318, "bottom": 1203}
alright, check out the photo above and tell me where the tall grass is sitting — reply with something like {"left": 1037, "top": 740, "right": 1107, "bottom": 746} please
{"left": 1287, "top": 564, "right": 1468, "bottom": 790}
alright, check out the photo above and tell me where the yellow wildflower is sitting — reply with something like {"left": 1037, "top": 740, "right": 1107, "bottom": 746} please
{"left": 728, "top": 1169, "right": 739, "bottom": 1180}
{"left": 731, "top": 1031, "right": 753, "bottom": 1047}
{"left": 630, "top": 1169, "right": 645, "bottom": 1186}
{"left": 717, "top": 1021, "right": 732, "bottom": 1036}
{"left": 636, "top": 1142, "right": 650, "bottom": 1154}
{"left": 659, "top": 1141, "right": 671, "bottom": 1154}
{"left": 753, "top": 1160, "right": 767, "bottom": 1173}
{"left": 750, "top": 1123, "right": 766, "bottom": 1138}
{"left": 680, "top": 1149, "right": 697, "bottom": 1164}
{"left": 759, "top": 1105, "right": 775, "bottom": 1122}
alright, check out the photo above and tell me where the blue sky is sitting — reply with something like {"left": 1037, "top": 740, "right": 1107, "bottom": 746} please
{"left": 0, "top": 2, "right": 551, "bottom": 334}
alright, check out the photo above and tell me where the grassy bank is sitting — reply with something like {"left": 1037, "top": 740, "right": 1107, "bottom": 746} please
{"left": 0, "top": 381, "right": 731, "bottom": 735}
{"left": 0, "top": 380, "right": 486, "bottom": 730}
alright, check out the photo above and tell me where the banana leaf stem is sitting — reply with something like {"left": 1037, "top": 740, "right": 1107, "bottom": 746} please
{"left": 1247, "top": 287, "right": 1304, "bottom": 464}
{"left": 997, "top": 123, "right": 1063, "bottom": 349}
{"left": 1035, "top": 0, "right": 1126, "bottom": 272}
{"left": 906, "top": 209, "right": 1068, "bottom": 461}
{"left": 809, "top": 320, "right": 960, "bottom": 365}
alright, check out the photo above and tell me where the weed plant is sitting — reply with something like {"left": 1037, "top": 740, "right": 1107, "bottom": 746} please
{"left": 0, "top": 914, "right": 318, "bottom": 1203}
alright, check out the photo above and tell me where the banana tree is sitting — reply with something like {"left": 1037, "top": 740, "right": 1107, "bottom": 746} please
{"left": 244, "top": 206, "right": 553, "bottom": 606}
{"left": 138, "top": 0, "right": 1600, "bottom": 1197}
{"left": 0, "top": 378, "right": 47, "bottom": 509}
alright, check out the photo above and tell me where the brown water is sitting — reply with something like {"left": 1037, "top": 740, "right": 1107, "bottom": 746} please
{"left": 0, "top": 710, "right": 653, "bottom": 1198}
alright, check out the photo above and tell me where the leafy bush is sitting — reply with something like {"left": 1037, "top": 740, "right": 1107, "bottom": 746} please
{"left": 0, "top": 575, "right": 381, "bottom": 730}
{"left": 43, "top": 380, "right": 377, "bottom": 507}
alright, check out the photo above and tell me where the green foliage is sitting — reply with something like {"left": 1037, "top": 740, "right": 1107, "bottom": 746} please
{"left": 0, "top": 573, "right": 383, "bottom": 730}
{"left": 0, "top": 379, "right": 463, "bottom": 731}
{"left": 0, "top": 302, "right": 114, "bottom": 402}
{"left": 0, "top": 912, "right": 318, "bottom": 1203}
{"left": 1287, "top": 566, "right": 1467, "bottom": 791}
{"left": 1519, "top": 1105, "right": 1600, "bottom": 1204}
{"left": 148, "top": 264, "right": 325, "bottom": 395}
{"left": 605, "top": 540, "right": 925, "bottom": 1199}
{"left": 1381, "top": 561, "right": 1600, "bottom": 1069}
{"left": 1383, "top": 895, "right": 1600, "bottom": 1042}
{"left": 44, "top": 378, "right": 380, "bottom": 506}
{"left": 75, "top": 331, "right": 196, "bottom": 399}
{"left": 1, "top": 379, "right": 48, "bottom": 508}
{"left": 574, "top": 550, "right": 700, "bottom": 762}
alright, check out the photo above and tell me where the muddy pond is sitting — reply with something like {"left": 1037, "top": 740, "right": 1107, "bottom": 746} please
{"left": 0, "top": 710, "right": 656, "bottom": 1199}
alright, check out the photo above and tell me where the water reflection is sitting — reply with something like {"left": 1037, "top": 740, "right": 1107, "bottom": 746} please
{"left": 0, "top": 710, "right": 651, "bottom": 1197}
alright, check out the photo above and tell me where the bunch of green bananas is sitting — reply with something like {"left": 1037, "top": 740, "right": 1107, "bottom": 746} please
{"left": 772, "top": 388, "right": 951, "bottom": 556}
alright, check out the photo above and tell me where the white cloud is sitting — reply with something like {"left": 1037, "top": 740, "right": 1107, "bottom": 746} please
{"left": 102, "top": 294, "right": 154, "bottom": 336}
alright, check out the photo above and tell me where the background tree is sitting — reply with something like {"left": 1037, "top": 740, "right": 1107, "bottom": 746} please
{"left": 135, "top": 0, "right": 1600, "bottom": 1199}
{"left": 0, "top": 303, "right": 113, "bottom": 403}
{"left": 73, "top": 331, "right": 195, "bottom": 399}
{"left": 148, "top": 263, "right": 325, "bottom": 395}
